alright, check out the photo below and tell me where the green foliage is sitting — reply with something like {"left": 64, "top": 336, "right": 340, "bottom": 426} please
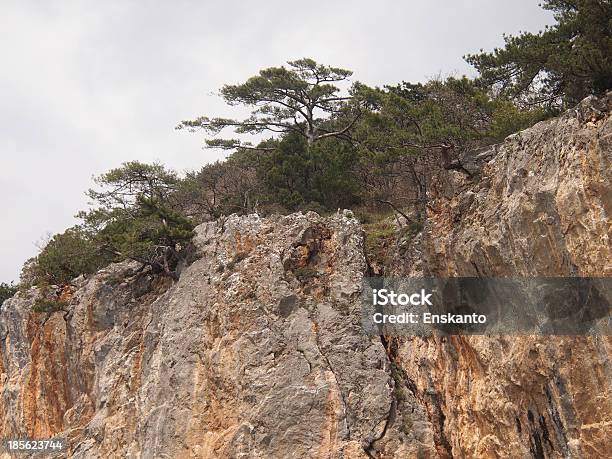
{"left": 85, "top": 161, "right": 180, "bottom": 209}
{"left": 350, "top": 77, "right": 545, "bottom": 212}
{"left": 364, "top": 220, "right": 397, "bottom": 267}
{"left": 353, "top": 76, "right": 544, "bottom": 159}
{"left": 19, "top": 162, "right": 195, "bottom": 287}
{"left": 233, "top": 132, "right": 361, "bottom": 211}
{"left": 80, "top": 162, "right": 194, "bottom": 279}
{"left": 487, "top": 98, "right": 546, "bottom": 138}
{"left": 16, "top": 39, "right": 577, "bottom": 288}
{"left": 177, "top": 58, "right": 360, "bottom": 149}
{"left": 0, "top": 282, "right": 18, "bottom": 304}
{"left": 465, "top": 0, "right": 612, "bottom": 109}
{"left": 174, "top": 58, "right": 553, "bottom": 223}
{"left": 95, "top": 199, "right": 193, "bottom": 271}
{"left": 21, "top": 226, "right": 111, "bottom": 287}
{"left": 33, "top": 298, "right": 67, "bottom": 314}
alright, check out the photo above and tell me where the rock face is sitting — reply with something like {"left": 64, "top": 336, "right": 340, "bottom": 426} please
{"left": 0, "top": 93, "right": 610, "bottom": 458}
{"left": 389, "top": 92, "right": 612, "bottom": 458}
{"left": 425, "top": 93, "right": 611, "bottom": 278}
{"left": 1, "top": 213, "right": 434, "bottom": 458}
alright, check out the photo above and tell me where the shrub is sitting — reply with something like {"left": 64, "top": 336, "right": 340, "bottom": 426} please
{"left": 32, "top": 298, "right": 68, "bottom": 314}
{"left": 21, "top": 226, "right": 112, "bottom": 287}
{"left": 0, "top": 282, "right": 18, "bottom": 304}
{"left": 79, "top": 162, "right": 195, "bottom": 280}
{"left": 364, "top": 220, "right": 397, "bottom": 268}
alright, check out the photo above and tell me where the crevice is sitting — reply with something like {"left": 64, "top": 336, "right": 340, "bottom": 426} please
{"left": 364, "top": 393, "right": 397, "bottom": 457}
{"left": 364, "top": 218, "right": 454, "bottom": 457}
{"left": 311, "top": 321, "right": 351, "bottom": 440}
{"left": 380, "top": 334, "right": 454, "bottom": 459}
{"left": 527, "top": 409, "right": 545, "bottom": 459}
{"left": 296, "top": 345, "right": 312, "bottom": 375}
{"left": 539, "top": 415, "right": 554, "bottom": 450}
{"left": 545, "top": 384, "right": 569, "bottom": 456}
{"left": 427, "top": 389, "right": 453, "bottom": 458}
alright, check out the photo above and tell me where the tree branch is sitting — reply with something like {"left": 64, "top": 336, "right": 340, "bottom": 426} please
{"left": 315, "top": 112, "right": 362, "bottom": 141}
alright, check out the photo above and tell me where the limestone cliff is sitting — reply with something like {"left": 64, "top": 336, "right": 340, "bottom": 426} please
{"left": 388, "top": 92, "right": 612, "bottom": 458}
{"left": 0, "top": 93, "right": 610, "bottom": 458}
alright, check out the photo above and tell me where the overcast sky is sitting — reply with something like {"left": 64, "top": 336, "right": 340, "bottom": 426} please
{"left": 0, "top": 1, "right": 554, "bottom": 282}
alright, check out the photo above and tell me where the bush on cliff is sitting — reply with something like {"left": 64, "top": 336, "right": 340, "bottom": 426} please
{"left": 19, "top": 3, "right": 612, "bottom": 288}
{"left": 20, "top": 226, "right": 111, "bottom": 287}
{"left": 228, "top": 132, "right": 361, "bottom": 212}
{"left": 79, "top": 161, "right": 195, "bottom": 280}
{"left": 0, "top": 282, "right": 18, "bottom": 304}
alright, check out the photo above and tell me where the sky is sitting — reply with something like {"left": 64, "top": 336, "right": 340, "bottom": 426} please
{"left": 0, "top": 0, "right": 554, "bottom": 282}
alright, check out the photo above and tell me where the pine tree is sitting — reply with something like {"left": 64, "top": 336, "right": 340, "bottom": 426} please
{"left": 465, "top": 0, "right": 612, "bottom": 110}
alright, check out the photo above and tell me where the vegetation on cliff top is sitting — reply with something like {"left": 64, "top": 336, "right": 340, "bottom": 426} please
{"left": 0, "top": 282, "right": 18, "bottom": 304}
{"left": 21, "top": 162, "right": 194, "bottom": 288}
{"left": 12, "top": 0, "right": 611, "bottom": 292}
{"left": 466, "top": 0, "right": 612, "bottom": 111}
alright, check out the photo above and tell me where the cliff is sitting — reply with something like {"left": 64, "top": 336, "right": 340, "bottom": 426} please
{"left": 0, "top": 93, "right": 610, "bottom": 458}
{"left": 387, "top": 92, "right": 612, "bottom": 458}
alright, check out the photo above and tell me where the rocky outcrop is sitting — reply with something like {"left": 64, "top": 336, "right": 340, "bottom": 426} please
{"left": 1, "top": 213, "right": 437, "bottom": 458}
{"left": 388, "top": 92, "right": 612, "bottom": 458}
{"left": 0, "top": 93, "right": 610, "bottom": 458}
{"left": 424, "top": 92, "right": 611, "bottom": 277}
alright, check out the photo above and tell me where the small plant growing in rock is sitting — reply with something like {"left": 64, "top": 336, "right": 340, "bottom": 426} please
{"left": 31, "top": 286, "right": 72, "bottom": 314}
{"left": 364, "top": 221, "right": 396, "bottom": 268}
{"left": 32, "top": 298, "right": 68, "bottom": 314}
